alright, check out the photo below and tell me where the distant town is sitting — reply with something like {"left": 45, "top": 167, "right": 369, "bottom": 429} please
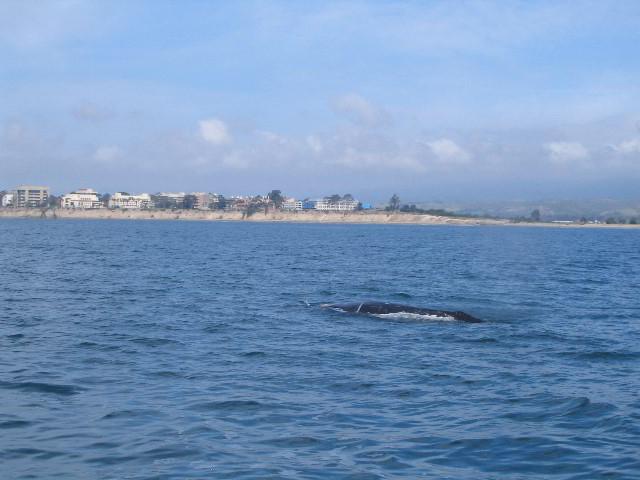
{"left": 0, "top": 185, "right": 373, "bottom": 213}
{"left": 1, "top": 185, "right": 638, "bottom": 226}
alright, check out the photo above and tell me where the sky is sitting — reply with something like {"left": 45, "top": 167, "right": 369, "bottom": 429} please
{"left": 1, "top": 0, "right": 640, "bottom": 203}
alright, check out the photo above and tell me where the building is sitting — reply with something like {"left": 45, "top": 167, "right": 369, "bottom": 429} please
{"left": 304, "top": 198, "right": 359, "bottom": 211}
{"left": 324, "top": 199, "right": 359, "bottom": 211}
{"left": 60, "top": 188, "right": 104, "bottom": 209}
{"left": 15, "top": 185, "right": 50, "bottom": 207}
{"left": 158, "top": 192, "right": 186, "bottom": 206}
{"left": 282, "top": 199, "right": 303, "bottom": 211}
{"left": 192, "top": 192, "right": 222, "bottom": 210}
{"left": 108, "top": 192, "right": 152, "bottom": 209}
{"left": 1, "top": 193, "right": 14, "bottom": 207}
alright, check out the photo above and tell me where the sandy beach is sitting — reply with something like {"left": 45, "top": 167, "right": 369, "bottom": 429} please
{"left": 1, "top": 207, "right": 638, "bottom": 228}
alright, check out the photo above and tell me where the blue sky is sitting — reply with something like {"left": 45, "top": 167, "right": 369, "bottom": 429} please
{"left": 1, "top": 0, "right": 640, "bottom": 202}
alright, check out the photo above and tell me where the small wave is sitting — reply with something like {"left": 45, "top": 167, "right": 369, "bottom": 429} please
{"left": 140, "top": 445, "right": 201, "bottom": 460}
{"left": 6, "top": 333, "right": 25, "bottom": 340}
{"left": 0, "top": 420, "right": 32, "bottom": 429}
{"left": 502, "top": 395, "right": 617, "bottom": 428}
{"left": 392, "top": 292, "right": 414, "bottom": 299}
{"left": 87, "top": 441, "right": 120, "bottom": 449}
{"left": 361, "top": 286, "right": 382, "bottom": 292}
{"left": 241, "top": 351, "right": 266, "bottom": 357}
{"left": 4, "top": 448, "right": 64, "bottom": 460}
{"left": 330, "top": 382, "right": 377, "bottom": 392}
{"left": 76, "top": 341, "right": 121, "bottom": 351}
{"left": 261, "top": 436, "right": 322, "bottom": 448}
{"left": 0, "top": 381, "right": 85, "bottom": 396}
{"left": 100, "top": 409, "right": 160, "bottom": 420}
{"left": 129, "top": 337, "right": 181, "bottom": 347}
{"left": 576, "top": 351, "right": 639, "bottom": 361}
{"left": 145, "top": 370, "right": 183, "bottom": 378}
{"left": 317, "top": 289, "right": 336, "bottom": 296}
{"left": 101, "top": 410, "right": 140, "bottom": 420}
{"left": 460, "top": 336, "right": 498, "bottom": 344}
{"left": 189, "top": 400, "right": 267, "bottom": 412}
{"left": 203, "top": 323, "right": 230, "bottom": 333}
{"left": 86, "top": 454, "right": 137, "bottom": 465}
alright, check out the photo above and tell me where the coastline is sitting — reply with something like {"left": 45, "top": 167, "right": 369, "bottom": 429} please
{"left": 0, "top": 207, "right": 638, "bottom": 228}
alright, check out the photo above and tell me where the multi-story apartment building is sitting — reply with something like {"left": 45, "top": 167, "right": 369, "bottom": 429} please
{"left": 15, "top": 185, "right": 50, "bottom": 207}
{"left": 60, "top": 188, "right": 104, "bottom": 209}
{"left": 108, "top": 192, "right": 151, "bottom": 209}
{"left": 158, "top": 192, "right": 186, "bottom": 205}
{"left": 192, "top": 192, "right": 222, "bottom": 210}
{"left": 303, "top": 198, "right": 359, "bottom": 211}
{"left": 282, "top": 199, "right": 303, "bottom": 210}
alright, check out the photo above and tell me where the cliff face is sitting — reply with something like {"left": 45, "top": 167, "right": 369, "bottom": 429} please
{"left": 0, "top": 207, "right": 508, "bottom": 225}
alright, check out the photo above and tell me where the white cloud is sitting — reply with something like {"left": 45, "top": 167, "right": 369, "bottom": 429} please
{"left": 72, "top": 102, "right": 115, "bottom": 121}
{"left": 3, "top": 121, "right": 29, "bottom": 146}
{"left": 222, "top": 152, "right": 249, "bottom": 168}
{"left": 426, "top": 138, "right": 471, "bottom": 163}
{"left": 608, "top": 139, "right": 640, "bottom": 154}
{"left": 331, "top": 93, "right": 387, "bottom": 126}
{"left": 306, "top": 135, "right": 323, "bottom": 153}
{"left": 199, "top": 118, "right": 231, "bottom": 145}
{"left": 93, "top": 145, "right": 122, "bottom": 163}
{"left": 0, "top": 0, "right": 104, "bottom": 50}
{"left": 545, "top": 142, "right": 589, "bottom": 163}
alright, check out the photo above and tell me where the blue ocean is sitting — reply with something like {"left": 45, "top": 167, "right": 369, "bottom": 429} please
{"left": 1, "top": 219, "right": 639, "bottom": 479}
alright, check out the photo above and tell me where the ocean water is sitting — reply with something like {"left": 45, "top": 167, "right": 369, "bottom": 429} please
{"left": 1, "top": 218, "right": 639, "bottom": 479}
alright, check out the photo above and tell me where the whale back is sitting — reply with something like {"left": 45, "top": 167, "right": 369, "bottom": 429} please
{"left": 324, "top": 301, "right": 483, "bottom": 323}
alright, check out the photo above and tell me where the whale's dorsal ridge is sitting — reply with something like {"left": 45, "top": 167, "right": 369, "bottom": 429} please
{"left": 319, "top": 301, "right": 483, "bottom": 323}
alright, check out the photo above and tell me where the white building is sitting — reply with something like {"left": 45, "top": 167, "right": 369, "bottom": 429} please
{"left": 60, "top": 188, "right": 104, "bottom": 209}
{"left": 282, "top": 199, "right": 303, "bottom": 211}
{"left": 1, "top": 193, "right": 14, "bottom": 207}
{"left": 108, "top": 192, "right": 152, "bottom": 209}
{"left": 15, "top": 185, "right": 50, "bottom": 207}
{"left": 314, "top": 199, "right": 359, "bottom": 211}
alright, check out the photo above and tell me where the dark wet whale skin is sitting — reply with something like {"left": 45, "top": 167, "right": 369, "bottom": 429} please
{"left": 322, "top": 301, "right": 483, "bottom": 323}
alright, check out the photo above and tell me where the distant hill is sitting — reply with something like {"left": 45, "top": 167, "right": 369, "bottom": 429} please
{"left": 407, "top": 199, "right": 640, "bottom": 222}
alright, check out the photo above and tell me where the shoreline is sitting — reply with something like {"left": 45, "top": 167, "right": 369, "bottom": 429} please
{"left": 0, "top": 207, "right": 638, "bottom": 228}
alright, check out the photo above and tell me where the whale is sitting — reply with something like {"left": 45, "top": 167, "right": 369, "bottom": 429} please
{"left": 318, "top": 301, "right": 483, "bottom": 323}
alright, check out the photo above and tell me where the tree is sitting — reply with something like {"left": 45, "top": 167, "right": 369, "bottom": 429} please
{"left": 267, "top": 190, "right": 284, "bottom": 208}
{"left": 327, "top": 194, "right": 341, "bottom": 203}
{"left": 630, "top": 217, "right": 637, "bottom": 225}
{"left": 151, "top": 195, "right": 171, "bottom": 209}
{"left": 605, "top": 217, "right": 616, "bottom": 224}
{"left": 343, "top": 193, "right": 354, "bottom": 200}
{"left": 530, "top": 209, "right": 541, "bottom": 222}
{"left": 389, "top": 194, "right": 401, "bottom": 212}
{"left": 100, "top": 193, "right": 111, "bottom": 207}
{"left": 246, "top": 201, "right": 262, "bottom": 217}
{"left": 47, "top": 195, "right": 59, "bottom": 207}
{"left": 183, "top": 194, "right": 197, "bottom": 209}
